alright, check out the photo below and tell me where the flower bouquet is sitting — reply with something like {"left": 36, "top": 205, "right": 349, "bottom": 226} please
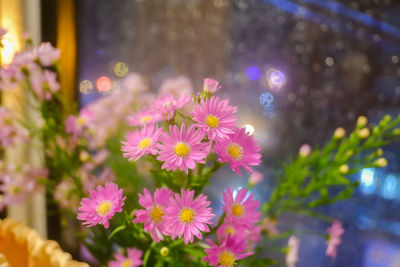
{"left": 0, "top": 29, "right": 400, "bottom": 267}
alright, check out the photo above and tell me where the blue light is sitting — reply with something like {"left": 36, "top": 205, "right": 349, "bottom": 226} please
{"left": 360, "top": 168, "right": 376, "bottom": 194}
{"left": 382, "top": 175, "right": 397, "bottom": 200}
{"left": 246, "top": 66, "right": 261, "bottom": 81}
{"left": 259, "top": 92, "right": 274, "bottom": 106}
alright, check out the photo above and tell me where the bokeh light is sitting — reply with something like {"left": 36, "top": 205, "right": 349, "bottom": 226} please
{"left": 113, "top": 62, "right": 129, "bottom": 77}
{"left": 246, "top": 66, "right": 261, "bottom": 81}
{"left": 79, "top": 80, "right": 93, "bottom": 95}
{"left": 360, "top": 168, "right": 376, "bottom": 194}
{"left": 242, "top": 124, "right": 255, "bottom": 135}
{"left": 96, "top": 76, "right": 112, "bottom": 93}
{"left": 266, "top": 68, "right": 286, "bottom": 90}
{"left": 259, "top": 92, "right": 274, "bottom": 107}
{"left": 1, "top": 37, "right": 16, "bottom": 65}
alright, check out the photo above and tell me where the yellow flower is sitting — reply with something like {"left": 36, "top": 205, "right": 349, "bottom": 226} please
{"left": 356, "top": 116, "right": 368, "bottom": 127}
{"left": 333, "top": 127, "right": 346, "bottom": 139}
{"left": 358, "top": 128, "right": 370, "bottom": 139}
{"left": 339, "top": 164, "right": 349, "bottom": 174}
{"left": 375, "top": 157, "right": 388, "bottom": 167}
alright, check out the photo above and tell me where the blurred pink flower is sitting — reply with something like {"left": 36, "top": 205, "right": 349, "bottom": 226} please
{"left": 109, "top": 248, "right": 143, "bottom": 267}
{"left": 151, "top": 93, "right": 191, "bottom": 120}
{"left": 54, "top": 178, "right": 80, "bottom": 211}
{"left": 126, "top": 109, "right": 163, "bottom": 127}
{"left": 326, "top": 220, "right": 345, "bottom": 259}
{"left": 121, "top": 72, "right": 148, "bottom": 93}
{"left": 249, "top": 171, "right": 263, "bottom": 186}
{"left": 159, "top": 76, "right": 193, "bottom": 97}
{"left": 261, "top": 217, "right": 279, "bottom": 236}
{"left": 299, "top": 144, "right": 312, "bottom": 157}
{"left": 286, "top": 236, "right": 299, "bottom": 267}
{"left": 65, "top": 108, "right": 94, "bottom": 137}
{"left": 203, "top": 78, "right": 222, "bottom": 93}
{"left": 32, "top": 42, "right": 60, "bottom": 66}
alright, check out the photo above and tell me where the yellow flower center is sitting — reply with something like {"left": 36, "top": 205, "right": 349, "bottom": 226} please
{"left": 97, "top": 201, "right": 112, "bottom": 216}
{"left": 174, "top": 142, "right": 190, "bottom": 158}
{"left": 138, "top": 137, "right": 152, "bottom": 150}
{"left": 218, "top": 250, "right": 236, "bottom": 267}
{"left": 179, "top": 208, "right": 195, "bottom": 224}
{"left": 121, "top": 259, "right": 131, "bottom": 267}
{"left": 140, "top": 115, "right": 152, "bottom": 123}
{"left": 150, "top": 206, "right": 164, "bottom": 223}
{"left": 77, "top": 116, "right": 87, "bottom": 126}
{"left": 225, "top": 226, "right": 236, "bottom": 235}
{"left": 205, "top": 115, "right": 219, "bottom": 128}
{"left": 231, "top": 203, "right": 244, "bottom": 217}
{"left": 10, "top": 186, "right": 21, "bottom": 195}
{"left": 227, "top": 143, "right": 243, "bottom": 160}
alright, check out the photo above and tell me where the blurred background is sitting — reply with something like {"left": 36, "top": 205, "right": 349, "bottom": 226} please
{"left": 2, "top": 0, "right": 400, "bottom": 266}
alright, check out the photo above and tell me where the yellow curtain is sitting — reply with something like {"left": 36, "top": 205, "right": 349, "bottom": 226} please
{"left": 0, "top": 218, "right": 88, "bottom": 267}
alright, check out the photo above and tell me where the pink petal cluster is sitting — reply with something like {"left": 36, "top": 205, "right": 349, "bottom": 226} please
{"left": 126, "top": 109, "right": 163, "bottom": 127}
{"left": 133, "top": 188, "right": 173, "bottom": 242}
{"left": 65, "top": 108, "right": 94, "bottom": 137}
{"left": 158, "top": 76, "right": 193, "bottom": 97}
{"left": 120, "top": 72, "right": 148, "bottom": 93}
{"left": 0, "top": 107, "right": 28, "bottom": 147}
{"left": 260, "top": 217, "right": 279, "bottom": 236}
{"left": 121, "top": 125, "right": 162, "bottom": 161}
{"left": 326, "top": 220, "right": 344, "bottom": 259}
{"left": 248, "top": 171, "right": 264, "bottom": 186}
{"left": 133, "top": 188, "right": 214, "bottom": 244}
{"left": 151, "top": 93, "right": 191, "bottom": 120}
{"left": 54, "top": 178, "right": 80, "bottom": 211}
{"left": 30, "top": 69, "right": 60, "bottom": 100}
{"left": 203, "top": 235, "right": 253, "bottom": 267}
{"left": 109, "top": 248, "right": 143, "bottom": 267}
{"left": 286, "top": 236, "right": 299, "bottom": 267}
{"left": 214, "top": 127, "right": 261, "bottom": 176}
{"left": 157, "top": 124, "right": 209, "bottom": 174}
{"left": 191, "top": 96, "right": 237, "bottom": 141}
{"left": 203, "top": 78, "right": 222, "bottom": 93}
{"left": 77, "top": 183, "right": 126, "bottom": 229}
{"left": 32, "top": 42, "right": 61, "bottom": 66}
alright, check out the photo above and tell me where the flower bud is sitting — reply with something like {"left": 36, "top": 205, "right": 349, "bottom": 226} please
{"left": 358, "top": 128, "right": 370, "bottom": 139}
{"left": 160, "top": 247, "right": 169, "bottom": 256}
{"left": 79, "top": 150, "right": 91, "bottom": 162}
{"left": 393, "top": 128, "right": 400, "bottom": 135}
{"left": 376, "top": 149, "right": 383, "bottom": 157}
{"left": 299, "top": 144, "right": 312, "bottom": 157}
{"left": 333, "top": 127, "right": 346, "bottom": 139}
{"left": 357, "top": 116, "right": 368, "bottom": 127}
{"left": 203, "top": 78, "right": 221, "bottom": 94}
{"left": 339, "top": 164, "right": 349, "bottom": 174}
{"left": 345, "top": 150, "right": 354, "bottom": 157}
{"left": 375, "top": 157, "right": 388, "bottom": 167}
{"left": 249, "top": 171, "right": 264, "bottom": 186}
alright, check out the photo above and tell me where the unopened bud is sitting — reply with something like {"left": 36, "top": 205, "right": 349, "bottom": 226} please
{"left": 160, "top": 247, "right": 169, "bottom": 256}
{"left": 249, "top": 171, "right": 264, "bottom": 186}
{"left": 358, "top": 128, "right": 370, "bottom": 139}
{"left": 334, "top": 127, "right": 346, "bottom": 139}
{"left": 357, "top": 116, "right": 368, "bottom": 127}
{"left": 299, "top": 144, "right": 312, "bottom": 157}
{"left": 375, "top": 157, "right": 388, "bottom": 167}
{"left": 376, "top": 149, "right": 383, "bottom": 157}
{"left": 339, "top": 164, "right": 349, "bottom": 174}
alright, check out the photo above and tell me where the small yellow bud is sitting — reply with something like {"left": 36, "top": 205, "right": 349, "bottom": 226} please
{"left": 160, "top": 247, "right": 169, "bottom": 257}
{"left": 334, "top": 127, "right": 346, "bottom": 139}
{"left": 375, "top": 157, "right": 388, "bottom": 167}
{"left": 346, "top": 150, "right": 354, "bottom": 157}
{"left": 79, "top": 150, "right": 91, "bottom": 162}
{"left": 358, "top": 128, "right": 370, "bottom": 139}
{"left": 357, "top": 116, "right": 368, "bottom": 127}
{"left": 339, "top": 164, "right": 349, "bottom": 174}
{"left": 376, "top": 149, "right": 383, "bottom": 157}
{"left": 393, "top": 128, "right": 400, "bottom": 135}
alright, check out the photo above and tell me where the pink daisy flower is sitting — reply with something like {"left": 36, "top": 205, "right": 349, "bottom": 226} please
{"left": 191, "top": 96, "right": 237, "bottom": 141}
{"left": 157, "top": 124, "right": 209, "bottom": 174}
{"left": 326, "top": 220, "right": 344, "bottom": 259}
{"left": 109, "top": 248, "right": 143, "bottom": 267}
{"left": 164, "top": 188, "right": 215, "bottom": 244}
{"left": 121, "top": 125, "right": 162, "bottom": 161}
{"left": 203, "top": 78, "right": 222, "bottom": 94}
{"left": 77, "top": 183, "right": 126, "bottom": 229}
{"left": 217, "top": 222, "right": 247, "bottom": 243}
{"left": 65, "top": 108, "right": 94, "bottom": 136}
{"left": 133, "top": 188, "right": 173, "bottom": 242}
{"left": 151, "top": 93, "right": 191, "bottom": 120}
{"left": 203, "top": 235, "right": 253, "bottom": 267}
{"left": 286, "top": 236, "right": 299, "bottom": 267}
{"left": 126, "top": 109, "right": 163, "bottom": 127}
{"left": 32, "top": 42, "right": 61, "bottom": 66}
{"left": 222, "top": 187, "right": 261, "bottom": 228}
{"left": 214, "top": 127, "right": 261, "bottom": 176}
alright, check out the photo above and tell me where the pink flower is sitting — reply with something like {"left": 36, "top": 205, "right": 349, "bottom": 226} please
{"left": 65, "top": 108, "right": 94, "bottom": 136}
{"left": 109, "top": 248, "right": 143, "bottom": 267}
{"left": 248, "top": 171, "right": 263, "bottom": 186}
{"left": 0, "top": 66, "right": 24, "bottom": 91}
{"left": 157, "top": 124, "right": 209, "bottom": 174}
{"left": 126, "top": 109, "right": 163, "bottom": 127}
{"left": 217, "top": 222, "right": 247, "bottom": 243}
{"left": 203, "top": 78, "right": 222, "bottom": 93}
{"left": 286, "top": 236, "right": 299, "bottom": 267}
{"left": 214, "top": 128, "right": 261, "bottom": 176}
{"left": 203, "top": 235, "right": 253, "bottom": 267}
{"left": 164, "top": 188, "right": 215, "bottom": 244}
{"left": 32, "top": 42, "right": 61, "bottom": 66}
{"left": 43, "top": 70, "right": 60, "bottom": 93}
{"left": 299, "top": 144, "right": 312, "bottom": 157}
{"left": 121, "top": 72, "right": 148, "bottom": 93}
{"left": 191, "top": 96, "right": 237, "bottom": 141}
{"left": 151, "top": 93, "right": 191, "bottom": 120}
{"left": 82, "top": 167, "right": 116, "bottom": 193}
{"left": 159, "top": 76, "right": 193, "bottom": 97}
{"left": 77, "top": 183, "right": 126, "bottom": 229}
{"left": 121, "top": 125, "right": 162, "bottom": 161}
{"left": 222, "top": 187, "right": 260, "bottom": 228}
{"left": 54, "top": 178, "right": 80, "bottom": 210}
{"left": 326, "top": 220, "right": 344, "bottom": 259}
{"left": 133, "top": 188, "right": 173, "bottom": 242}
{"left": 0, "top": 173, "right": 35, "bottom": 208}
{"left": 261, "top": 217, "right": 279, "bottom": 236}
